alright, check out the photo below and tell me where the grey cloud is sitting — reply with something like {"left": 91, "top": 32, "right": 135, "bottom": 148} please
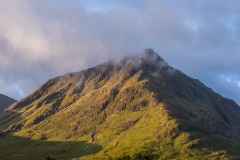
{"left": 0, "top": 0, "right": 239, "bottom": 104}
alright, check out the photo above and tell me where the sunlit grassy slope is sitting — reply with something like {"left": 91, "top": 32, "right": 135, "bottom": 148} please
{"left": 0, "top": 49, "right": 240, "bottom": 160}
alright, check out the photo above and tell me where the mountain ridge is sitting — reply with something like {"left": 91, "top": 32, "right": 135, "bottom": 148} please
{"left": 0, "top": 93, "right": 16, "bottom": 112}
{"left": 0, "top": 49, "right": 240, "bottom": 160}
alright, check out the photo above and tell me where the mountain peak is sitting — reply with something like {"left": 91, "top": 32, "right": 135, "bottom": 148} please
{"left": 143, "top": 48, "right": 158, "bottom": 56}
{"left": 118, "top": 49, "right": 167, "bottom": 69}
{"left": 99, "top": 49, "right": 168, "bottom": 75}
{"left": 136, "top": 49, "right": 166, "bottom": 66}
{"left": 0, "top": 94, "right": 16, "bottom": 112}
{"left": 139, "top": 48, "right": 163, "bottom": 61}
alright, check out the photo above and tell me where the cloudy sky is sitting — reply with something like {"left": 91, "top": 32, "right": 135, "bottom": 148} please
{"left": 0, "top": 0, "right": 239, "bottom": 104}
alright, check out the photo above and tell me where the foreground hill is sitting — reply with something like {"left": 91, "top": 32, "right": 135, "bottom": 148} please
{"left": 0, "top": 49, "right": 240, "bottom": 160}
{"left": 0, "top": 94, "right": 16, "bottom": 112}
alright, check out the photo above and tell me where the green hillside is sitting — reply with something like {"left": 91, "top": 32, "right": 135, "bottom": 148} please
{"left": 0, "top": 49, "right": 240, "bottom": 160}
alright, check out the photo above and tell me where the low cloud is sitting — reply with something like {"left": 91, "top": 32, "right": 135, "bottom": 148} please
{"left": 0, "top": 0, "right": 239, "bottom": 104}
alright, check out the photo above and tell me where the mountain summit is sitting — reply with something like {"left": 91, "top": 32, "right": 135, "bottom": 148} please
{"left": 0, "top": 94, "right": 16, "bottom": 112}
{"left": 0, "top": 49, "right": 240, "bottom": 159}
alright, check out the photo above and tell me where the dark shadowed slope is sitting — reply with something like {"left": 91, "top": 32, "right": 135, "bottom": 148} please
{"left": 0, "top": 49, "right": 240, "bottom": 159}
{"left": 0, "top": 94, "right": 16, "bottom": 112}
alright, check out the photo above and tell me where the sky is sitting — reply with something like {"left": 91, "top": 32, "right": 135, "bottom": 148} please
{"left": 0, "top": 0, "right": 239, "bottom": 104}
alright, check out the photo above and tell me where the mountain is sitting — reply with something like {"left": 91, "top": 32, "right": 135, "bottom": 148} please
{"left": 0, "top": 94, "right": 16, "bottom": 112}
{"left": 0, "top": 49, "right": 240, "bottom": 160}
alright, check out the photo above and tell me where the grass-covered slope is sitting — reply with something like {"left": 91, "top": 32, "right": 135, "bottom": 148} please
{"left": 0, "top": 49, "right": 240, "bottom": 160}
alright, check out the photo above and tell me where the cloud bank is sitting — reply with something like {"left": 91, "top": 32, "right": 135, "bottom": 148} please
{"left": 0, "top": 0, "right": 239, "bottom": 104}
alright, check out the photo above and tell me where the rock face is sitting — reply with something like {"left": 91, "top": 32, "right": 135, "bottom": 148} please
{"left": 0, "top": 94, "right": 16, "bottom": 112}
{"left": 0, "top": 49, "right": 240, "bottom": 160}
